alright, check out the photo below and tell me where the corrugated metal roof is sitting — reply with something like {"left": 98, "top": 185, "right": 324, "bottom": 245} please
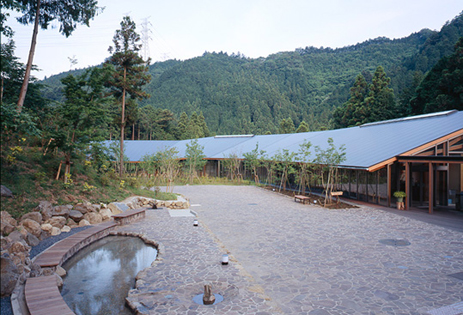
{"left": 109, "top": 110, "right": 463, "bottom": 169}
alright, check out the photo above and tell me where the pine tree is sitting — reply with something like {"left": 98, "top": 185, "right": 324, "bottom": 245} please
{"left": 296, "top": 120, "right": 310, "bottom": 133}
{"left": 105, "top": 16, "right": 151, "bottom": 176}
{"left": 364, "top": 66, "right": 395, "bottom": 122}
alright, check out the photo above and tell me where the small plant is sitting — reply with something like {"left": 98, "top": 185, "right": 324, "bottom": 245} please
{"left": 64, "top": 173, "right": 74, "bottom": 189}
{"left": 393, "top": 191, "right": 406, "bottom": 198}
{"left": 84, "top": 160, "right": 92, "bottom": 167}
{"left": 83, "top": 182, "right": 96, "bottom": 192}
{"left": 119, "top": 179, "right": 125, "bottom": 189}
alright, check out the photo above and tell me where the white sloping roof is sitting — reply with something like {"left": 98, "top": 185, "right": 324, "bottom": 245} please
{"left": 112, "top": 110, "right": 463, "bottom": 169}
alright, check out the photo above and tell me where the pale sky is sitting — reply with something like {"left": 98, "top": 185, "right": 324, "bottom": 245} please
{"left": 5, "top": 0, "right": 463, "bottom": 79}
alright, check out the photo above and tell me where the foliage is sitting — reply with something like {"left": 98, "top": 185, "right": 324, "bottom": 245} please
{"left": 154, "top": 147, "right": 180, "bottom": 192}
{"left": 279, "top": 117, "right": 296, "bottom": 134}
{"left": 49, "top": 67, "right": 112, "bottom": 179}
{"left": 393, "top": 191, "right": 407, "bottom": 198}
{"left": 15, "top": 0, "right": 102, "bottom": 113}
{"left": 410, "top": 37, "right": 463, "bottom": 114}
{"left": 314, "top": 138, "right": 346, "bottom": 205}
{"left": 333, "top": 66, "right": 395, "bottom": 128}
{"left": 243, "top": 144, "right": 266, "bottom": 185}
{"left": 295, "top": 140, "right": 313, "bottom": 194}
{"left": 184, "top": 139, "right": 206, "bottom": 183}
{"left": 222, "top": 152, "right": 242, "bottom": 182}
{"left": 272, "top": 149, "right": 297, "bottom": 192}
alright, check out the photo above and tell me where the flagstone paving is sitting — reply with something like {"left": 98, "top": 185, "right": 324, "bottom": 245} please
{"left": 115, "top": 185, "right": 463, "bottom": 314}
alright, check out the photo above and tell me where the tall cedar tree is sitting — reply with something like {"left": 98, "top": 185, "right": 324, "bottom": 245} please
{"left": 15, "top": 0, "right": 101, "bottom": 113}
{"left": 105, "top": 16, "right": 151, "bottom": 176}
{"left": 410, "top": 37, "right": 463, "bottom": 114}
{"left": 333, "top": 67, "right": 394, "bottom": 128}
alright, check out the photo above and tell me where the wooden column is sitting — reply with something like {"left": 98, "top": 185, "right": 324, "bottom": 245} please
{"left": 429, "top": 162, "right": 434, "bottom": 214}
{"left": 405, "top": 162, "right": 410, "bottom": 210}
{"left": 387, "top": 164, "right": 391, "bottom": 207}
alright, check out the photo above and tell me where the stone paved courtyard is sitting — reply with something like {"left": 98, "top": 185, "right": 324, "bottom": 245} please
{"left": 115, "top": 185, "right": 463, "bottom": 314}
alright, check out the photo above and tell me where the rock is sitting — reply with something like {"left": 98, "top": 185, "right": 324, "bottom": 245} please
{"left": 34, "top": 201, "right": 54, "bottom": 221}
{"left": 21, "top": 219, "right": 42, "bottom": 238}
{"left": 55, "top": 265, "right": 67, "bottom": 277}
{"left": 1, "top": 221, "right": 15, "bottom": 236}
{"left": 48, "top": 216, "right": 66, "bottom": 229}
{"left": 55, "top": 274, "right": 63, "bottom": 288}
{"left": 25, "top": 233, "right": 40, "bottom": 247}
{"left": 50, "top": 227, "right": 61, "bottom": 236}
{"left": 52, "top": 205, "right": 72, "bottom": 218}
{"left": 61, "top": 226, "right": 71, "bottom": 233}
{"left": 0, "top": 185, "right": 14, "bottom": 198}
{"left": 69, "top": 210, "right": 83, "bottom": 222}
{"left": 8, "top": 241, "right": 29, "bottom": 254}
{"left": 1, "top": 211, "right": 17, "bottom": 226}
{"left": 79, "top": 220, "right": 90, "bottom": 227}
{"left": 40, "top": 223, "right": 53, "bottom": 233}
{"left": 1, "top": 255, "right": 19, "bottom": 296}
{"left": 74, "top": 203, "right": 96, "bottom": 214}
{"left": 20, "top": 212, "right": 42, "bottom": 224}
{"left": 29, "top": 263, "right": 42, "bottom": 278}
{"left": 92, "top": 204, "right": 101, "bottom": 211}
{"left": 83, "top": 212, "right": 102, "bottom": 225}
{"left": 0, "top": 236, "right": 12, "bottom": 251}
{"left": 67, "top": 218, "right": 78, "bottom": 228}
{"left": 108, "top": 202, "right": 128, "bottom": 215}
{"left": 99, "top": 208, "right": 113, "bottom": 221}
{"left": 6, "top": 230, "right": 24, "bottom": 243}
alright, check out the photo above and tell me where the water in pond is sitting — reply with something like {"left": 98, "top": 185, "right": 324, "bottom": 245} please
{"left": 61, "top": 236, "right": 157, "bottom": 315}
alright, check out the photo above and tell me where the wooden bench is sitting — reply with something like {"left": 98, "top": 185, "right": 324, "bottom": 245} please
{"left": 294, "top": 195, "right": 311, "bottom": 204}
{"left": 112, "top": 207, "right": 146, "bottom": 225}
{"left": 34, "top": 221, "right": 116, "bottom": 268}
{"left": 25, "top": 275, "right": 74, "bottom": 315}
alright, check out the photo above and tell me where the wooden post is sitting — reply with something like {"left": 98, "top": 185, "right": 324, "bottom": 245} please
{"left": 405, "top": 162, "right": 410, "bottom": 210}
{"left": 387, "top": 164, "right": 392, "bottom": 207}
{"left": 55, "top": 162, "right": 63, "bottom": 180}
{"left": 429, "top": 162, "right": 434, "bottom": 214}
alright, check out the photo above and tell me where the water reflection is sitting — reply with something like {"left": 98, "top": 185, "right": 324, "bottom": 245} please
{"left": 61, "top": 236, "right": 157, "bottom": 315}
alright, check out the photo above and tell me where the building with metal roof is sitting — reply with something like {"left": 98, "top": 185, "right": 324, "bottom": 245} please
{"left": 112, "top": 110, "right": 463, "bottom": 213}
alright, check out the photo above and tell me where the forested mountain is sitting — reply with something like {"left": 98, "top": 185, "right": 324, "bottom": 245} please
{"left": 41, "top": 12, "right": 463, "bottom": 135}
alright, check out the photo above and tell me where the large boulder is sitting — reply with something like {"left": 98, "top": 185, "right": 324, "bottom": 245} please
{"left": 79, "top": 219, "right": 90, "bottom": 227}
{"left": 48, "top": 216, "right": 67, "bottom": 229}
{"left": 1, "top": 211, "right": 17, "bottom": 227}
{"left": 0, "top": 185, "right": 13, "bottom": 198}
{"left": 25, "top": 233, "right": 40, "bottom": 247}
{"left": 21, "top": 219, "right": 42, "bottom": 239}
{"left": 83, "top": 212, "right": 102, "bottom": 225}
{"left": 40, "top": 223, "right": 53, "bottom": 233}
{"left": 52, "top": 205, "right": 72, "bottom": 218}
{"left": 50, "top": 227, "right": 61, "bottom": 236}
{"left": 74, "top": 203, "right": 96, "bottom": 214}
{"left": 20, "top": 212, "right": 42, "bottom": 224}
{"left": 99, "top": 208, "right": 113, "bottom": 221}
{"left": 33, "top": 201, "right": 54, "bottom": 221}
{"left": 1, "top": 254, "right": 19, "bottom": 296}
{"left": 1, "top": 221, "right": 15, "bottom": 236}
{"left": 69, "top": 210, "right": 84, "bottom": 222}
{"left": 8, "top": 241, "right": 30, "bottom": 254}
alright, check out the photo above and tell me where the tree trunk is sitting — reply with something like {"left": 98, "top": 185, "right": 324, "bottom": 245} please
{"left": 17, "top": 0, "right": 41, "bottom": 113}
{"left": 120, "top": 66, "right": 127, "bottom": 177}
{"left": 132, "top": 123, "right": 135, "bottom": 140}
